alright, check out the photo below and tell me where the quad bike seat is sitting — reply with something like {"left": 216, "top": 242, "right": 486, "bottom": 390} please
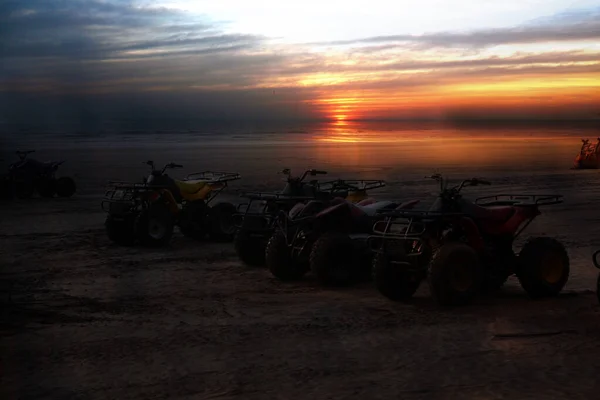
{"left": 175, "top": 180, "right": 212, "bottom": 201}
{"left": 463, "top": 202, "right": 515, "bottom": 222}
{"left": 352, "top": 200, "right": 398, "bottom": 217}
{"left": 11, "top": 159, "right": 64, "bottom": 172}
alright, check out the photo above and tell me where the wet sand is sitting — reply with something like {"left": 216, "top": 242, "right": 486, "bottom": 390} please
{"left": 2, "top": 195, "right": 600, "bottom": 400}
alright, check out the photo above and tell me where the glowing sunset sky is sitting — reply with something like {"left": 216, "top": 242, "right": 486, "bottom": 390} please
{"left": 1, "top": 0, "right": 599, "bottom": 122}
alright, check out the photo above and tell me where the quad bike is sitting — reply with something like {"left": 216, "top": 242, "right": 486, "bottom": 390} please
{"left": 368, "top": 174, "right": 568, "bottom": 306}
{"left": 592, "top": 250, "right": 600, "bottom": 304}
{"left": 6, "top": 150, "right": 76, "bottom": 198}
{"left": 233, "top": 168, "right": 385, "bottom": 266}
{"left": 265, "top": 180, "right": 420, "bottom": 286}
{"left": 101, "top": 161, "right": 241, "bottom": 247}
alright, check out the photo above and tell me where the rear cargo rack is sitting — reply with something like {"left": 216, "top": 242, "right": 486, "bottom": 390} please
{"left": 322, "top": 179, "right": 386, "bottom": 192}
{"left": 374, "top": 209, "right": 466, "bottom": 219}
{"left": 475, "top": 194, "right": 563, "bottom": 206}
{"left": 239, "top": 192, "right": 317, "bottom": 201}
{"left": 185, "top": 171, "right": 241, "bottom": 183}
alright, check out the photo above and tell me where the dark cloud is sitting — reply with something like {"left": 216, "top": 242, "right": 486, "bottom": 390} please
{"left": 0, "top": 87, "right": 321, "bottom": 127}
{"left": 0, "top": 0, "right": 259, "bottom": 59}
{"left": 0, "top": 1, "right": 598, "bottom": 123}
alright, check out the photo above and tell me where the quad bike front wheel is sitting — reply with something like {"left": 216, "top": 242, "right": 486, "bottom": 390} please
{"left": 428, "top": 242, "right": 482, "bottom": 306}
{"left": 208, "top": 202, "right": 237, "bottom": 242}
{"left": 55, "top": 176, "right": 76, "bottom": 197}
{"left": 234, "top": 229, "right": 267, "bottom": 267}
{"left": 134, "top": 204, "right": 174, "bottom": 247}
{"left": 266, "top": 231, "right": 307, "bottom": 281}
{"left": 310, "top": 232, "right": 358, "bottom": 286}
{"left": 105, "top": 215, "right": 135, "bottom": 246}
{"left": 372, "top": 252, "right": 422, "bottom": 301}
{"left": 517, "top": 237, "right": 569, "bottom": 298}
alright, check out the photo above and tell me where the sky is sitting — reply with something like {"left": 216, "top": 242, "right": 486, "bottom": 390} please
{"left": 1, "top": 0, "right": 599, "bottom": 123}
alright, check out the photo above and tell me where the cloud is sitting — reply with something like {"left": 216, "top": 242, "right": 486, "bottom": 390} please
{"left": 310, "top": 8, "right": 600, "bottom": 49}
{"left": 0, "top": 0, "right": 260, "bottom": 60}
{"left": 0, "top": 1, "right": 599, "bottom": 123}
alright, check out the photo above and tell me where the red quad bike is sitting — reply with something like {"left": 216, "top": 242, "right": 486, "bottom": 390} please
{"left": 592, "top": 250, "right": 600, "bottom": 304}
{"left": 369, "top": 174, "right": 569, "bottom": 306}
{"left": 266, "top": 181, "right": 420, "bottom": 286}
{"left": 233, "top": 168, "right": 360, "bottom": 267}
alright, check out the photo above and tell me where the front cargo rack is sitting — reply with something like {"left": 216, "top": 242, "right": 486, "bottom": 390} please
{"left": 475, "top": 194, "right": 563, "bottom": 207}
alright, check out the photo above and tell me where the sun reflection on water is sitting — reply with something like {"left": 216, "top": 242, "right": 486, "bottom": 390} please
{"left": 309, "top": 120, "right": 581, "bottom": 169}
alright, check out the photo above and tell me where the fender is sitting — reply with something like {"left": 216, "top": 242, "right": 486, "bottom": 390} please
{"left": 458, "top": 216, "right": 485, "bottom": 252}
{"left": 482, "top": 206, "right": 540, "bottom": 236}
{"left": 313, "top": 202, "right": 354, "bottom": 232}
{"left": 145, "top": 189, "right": 180, "bottom": 215}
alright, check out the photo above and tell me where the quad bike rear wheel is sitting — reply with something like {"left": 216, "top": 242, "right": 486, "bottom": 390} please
{"left": 209, "top": 202, "right": 237, "bottom": 242}
{"left": 428, "top": 242, "right": 482, "bottom": 306}
{"left": 55, "top": 176, "right": 76, "bottom": 198}
{"left": 105, "top": 215, "right": 135, "bottom": 246}
{"left": 517, "top": 237, "right": 569, "bottom": 298}
{"left": 266, "top": 232, "right": 307, "bottom": 281}
{"left": 135, "top": 204, "right": 174, "bottom": 247}
{"left": 234, "top": 229, "right": 267, "bottom": 266}
{"left": 372, "top": 252, "right": 422, "bottom": 301}
{"left": 310, "top": 232, "right": 358, "bottom": 286}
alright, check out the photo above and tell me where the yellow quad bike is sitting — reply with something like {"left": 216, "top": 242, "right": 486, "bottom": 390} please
{"left": 101, "top": 161, "right": 241, "bottom": 247}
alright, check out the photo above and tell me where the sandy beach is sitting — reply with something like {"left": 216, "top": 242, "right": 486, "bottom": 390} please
{"left": 1, "top": 183, "right": 600, "bottom": 399}
{"left": 2, "top": 126, "right": 600, "bottom": 399}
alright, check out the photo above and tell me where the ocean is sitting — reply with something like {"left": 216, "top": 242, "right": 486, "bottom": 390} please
{"left": 1, "top": 120, "right": 599, "bottom": 289}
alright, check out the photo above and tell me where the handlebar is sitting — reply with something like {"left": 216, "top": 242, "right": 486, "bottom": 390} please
{"left": 428, "top": 173, "right": 491, "bottom": 194}
{"left": 281, "top": 168, "right": 328, "bottom": 182}
{"left": 144, "top": 160, "right": 184, "bottom": 174}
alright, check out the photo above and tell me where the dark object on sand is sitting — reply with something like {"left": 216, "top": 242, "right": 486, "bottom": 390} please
{"left": 233, "top": 168, "right": 385, "bottom": 267}
{"left": 369, "top": 174, "right": 569, "bottom": 306}
{"left": 592, "top": 250, "right": 600, "bottom": 304}
{"left": 265, "top": 181, "right": 419, "bottom": 286}
{"left": 573, "top": 138, "right": 600, "bottom": 169}
{"left": 3, "top": 150, "right": 76, "bottom": 199}
{"left": 101, "top": 161, "right": 240, "bottom": 247}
